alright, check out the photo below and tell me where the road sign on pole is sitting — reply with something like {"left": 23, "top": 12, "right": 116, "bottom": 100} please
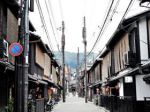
{"left": 9, "top": 42, "right": 23, "bottom": 57}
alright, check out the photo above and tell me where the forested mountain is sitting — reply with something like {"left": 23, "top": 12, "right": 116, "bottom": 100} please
{"left": 54, "top": 51, "right": 97, "bottom": 69}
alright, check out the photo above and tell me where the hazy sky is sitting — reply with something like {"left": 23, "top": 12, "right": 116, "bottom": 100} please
{"left": 29, "top": 0, "right": 147, "bottom": 54}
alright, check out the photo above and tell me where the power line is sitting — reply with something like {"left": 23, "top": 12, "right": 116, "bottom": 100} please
{"left": 95, "top": 0, "right": 135, "bottom": 60}
{"left": 44, "top": 0, "right": 61, "bottom": 53}
{"left": 36, "top": 0, "right": 53, "bottom": 49}
{"left": 87, "top": 0, "right": 135, "bottom": 58}
{"left": 47, "top": 0, "right": 61, "bottom": 41}
{"left": 119, "top": 0, "right": 135, "bottom": 25}
{"left": 36, "top": 0, "right": 54, "bottom": 52}
{"left": 109, "top": 0, "right": 121, "bottom": 21}
{"left": 87, "top": 0, "right": 115, "bottom": 56}
{"left": 86, "top": 0, "right": 102, "bottom": 42}
{"left": 80, "top": 0, "right": 115, "bottom": 66}
{"left": 93, "top": 0, "right": 121, "bottom": 51}
{"left": 80, "top": 0, "right": 135, "bottom": 67}
{"left": 47, "top": 0, "right": 62, "bottom": 57}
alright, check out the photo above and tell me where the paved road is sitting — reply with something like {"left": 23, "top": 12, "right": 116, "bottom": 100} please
{"left": 52, "top": 93, "right": 107, "bottom": 112}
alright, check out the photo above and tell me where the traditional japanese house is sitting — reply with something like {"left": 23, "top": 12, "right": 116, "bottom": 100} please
{"left": 28, "top": 33, "right": 48, "bottom": 112}
{"left": 87, "top": 59, "right": 102, "bottom": 102}
{"left": 0, "top": 0, "right": 20, "bottom": 111}
{"left": 98, "top": 10, "right": 150, "bottom": 112}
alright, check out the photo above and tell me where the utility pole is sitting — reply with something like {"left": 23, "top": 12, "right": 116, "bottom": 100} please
{"left": 82, "top": 17, "right": 87, "bottom": 103}
{"left": 62, "top": 21, "right": 65, "bottom": 102}
{"left": 15, "top": 0, "right": 31, "bottom": 111}
{"left": 77, "top": 47, "right": 80, "bottom": 95}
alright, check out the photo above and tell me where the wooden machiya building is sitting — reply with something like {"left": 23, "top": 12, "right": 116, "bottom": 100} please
{"left": 87, "top": 10, "right": 150, "bottom": 112}
{"left": 28, "top": 32, "right": 62, "bottom": 112}
{"left": 0, "top": 0, "right": 20, "bottom": 111}
{"left": 50, "top": 57, "right": 62, "bottom": 100}
{"left": 87, "top": 59, "right": 102, "bottom": 102}
{"left": 0, "top": 0, "right": 61, "bottom": 111}
{"left": 28, "top": 33, "right": 48, "bottom": 112}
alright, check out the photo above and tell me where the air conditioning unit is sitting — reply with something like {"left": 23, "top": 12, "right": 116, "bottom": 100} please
{"left": 0, "top": 39, "right": 9, "bottom": 58}
{"left": 124, "top": 51, "right": 136, "bottom": 67}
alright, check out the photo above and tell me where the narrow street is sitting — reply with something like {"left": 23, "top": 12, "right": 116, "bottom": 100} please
{"left": 52, "top": 93, "right": 107, "bottom": 112}
{"left": 1, "top": 0, "right": 150, "bottom": 112}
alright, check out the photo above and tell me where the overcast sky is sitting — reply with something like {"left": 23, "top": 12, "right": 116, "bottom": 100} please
{"left": 29, "top": 0, "right": 147, "bottom": 54}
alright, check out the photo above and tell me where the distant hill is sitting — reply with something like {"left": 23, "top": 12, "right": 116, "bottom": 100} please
{"left": 54, "top": 51, "right": 97, "bottom": 69}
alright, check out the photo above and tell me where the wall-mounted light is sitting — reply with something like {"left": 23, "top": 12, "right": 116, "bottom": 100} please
{"left": 125, "top": 76, "right": 133, "bottom": 83}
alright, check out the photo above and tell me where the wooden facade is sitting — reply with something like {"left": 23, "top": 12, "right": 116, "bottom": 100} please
{"left": 44, "top": 53, "right": 51, "bottom": 77}
{"left": 87, "top": 10, "right": 150, "bottom": 112}
{"left": 0, "top": 0, "right": 62, "bottom": 111}
{"left": 28, "top": 33, "right": 61, "bottom": 112}
{"left": 29, "top": 35, "right": 45, "bottom": 78}
{"left": 0, "top": 0, "right": 19, "bottom": 111}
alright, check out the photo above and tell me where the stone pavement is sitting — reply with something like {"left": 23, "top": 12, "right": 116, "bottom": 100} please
{"left": 52, "top": 93, "right": 108, "bottom": 112}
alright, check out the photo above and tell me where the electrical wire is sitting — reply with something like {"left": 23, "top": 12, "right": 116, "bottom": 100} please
{"left": 47, "top": 0, "right": 61, "bottom": 42}
{"left": 44, "top": 0, "right": 61, "bottom": 53}
{"left": 109, "top": 0, "right": 121, "bottom": 21}
{"left": 47, "top": 0, "right": 62, "bottom": 59}
{"left": 86, "top": 0, "right": 100, "bottom": 42}
{"left": 80, "top": 0, "right": 114, "bottom": 67}
{"left": 95, "top": 0, "right": 135, "bottom": 60}
{"left": 80, "top": 0, "right": 135, "bottom": 67}
{"left": 140, "top": 39, "right": 149, "bottom": 45}
{"left": 91, "top": 0, "right": 121, "bottom": 54}
{"left": 118, "top": 0, "right": 135, "bottom": 27}
{"left": 88, "top": 0, "right": 135, "bottom": 57}
{"left": 87, "top": 0, "right": 115, "bottom": 57}
{"left": 36, "top": 0, "right": 54, "bottom": 52}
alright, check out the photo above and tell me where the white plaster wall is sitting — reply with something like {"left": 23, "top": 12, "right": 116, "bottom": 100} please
{"left": 119, "top": 78, "right": 124, "bottom": 96}
{"left": 136, "top": 75, "right": 150, "bottom": 101}
{"left": 139, "top": 18, "right": 149, "bottom": 63}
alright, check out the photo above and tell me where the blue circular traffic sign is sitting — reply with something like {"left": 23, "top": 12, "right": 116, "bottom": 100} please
{"left": 9, "top": 42, "right": 23, "bottom": 56}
